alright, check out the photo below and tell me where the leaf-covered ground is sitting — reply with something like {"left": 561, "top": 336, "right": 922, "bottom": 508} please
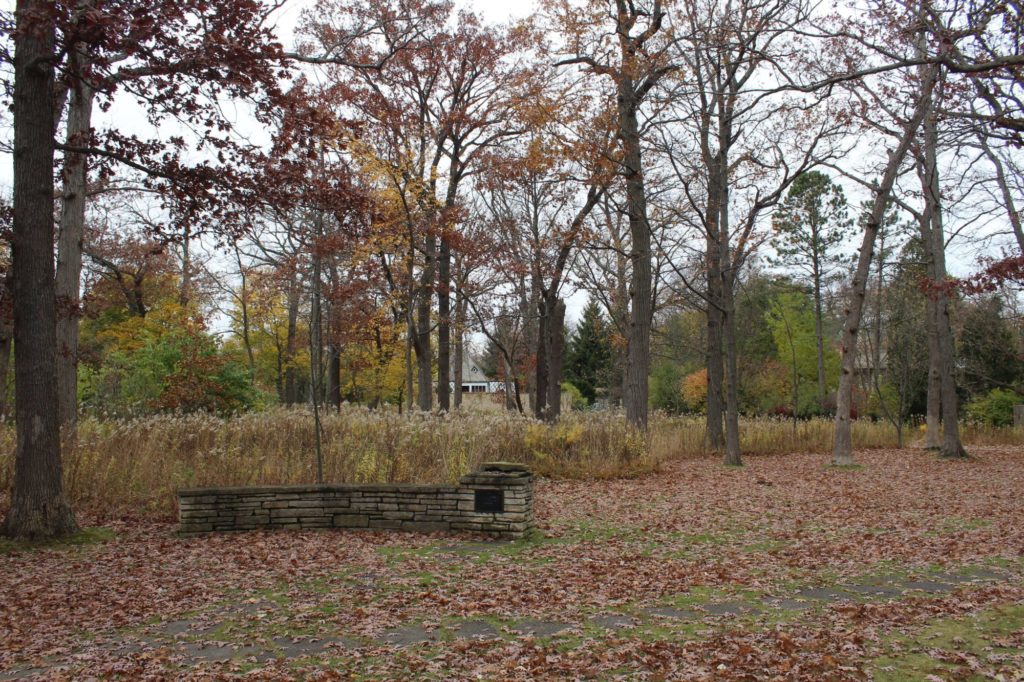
{"left": 2, "top": 447, "right": 1023, "bottom": 680}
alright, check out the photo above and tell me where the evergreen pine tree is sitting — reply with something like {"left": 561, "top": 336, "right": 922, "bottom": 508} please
{"left": 770, "top": 170, "right": 851, "bottom": 411}
{"left": 565, "top": 297, "right": 615, "bottom": 405}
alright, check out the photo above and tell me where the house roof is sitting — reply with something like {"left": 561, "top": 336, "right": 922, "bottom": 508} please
{"left": 462, "top": 354, "right": 491, "bottom": 382}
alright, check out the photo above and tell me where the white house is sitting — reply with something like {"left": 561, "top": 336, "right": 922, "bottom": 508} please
{"left": 451, "top": 354, "right": 500, "bottom": 394}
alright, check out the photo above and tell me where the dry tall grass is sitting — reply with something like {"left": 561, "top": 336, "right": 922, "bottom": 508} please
{"left": 0, "top": 408, "right": 1019, "bottom": 517}
{"left": 0, "top": 408, "right": 651, "bottom": 517}
{"left": 651, "top": 415, "right": 1023, "bottom": 460}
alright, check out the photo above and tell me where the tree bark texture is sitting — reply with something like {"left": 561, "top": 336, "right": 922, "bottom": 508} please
{"left": 719, "top": 167, "right": 742, "bottom": 466}
{"left": 55, "top": 41, "right": 93, "bottom": 427}
{"left": 437, "top": 235, "right": 451, "bottom": 411}
{"left": 415, "top": 235, "right": 435, "bottom": 411}
{"left": 327, "top": 346, "right": 341, "bottom": 410}
{"left": 3, "top": 0, "right": 78, "bottom": 539}
{"left": 453, "top": 284, "right": 465, "bottom": 410}
{"left": 924, "top": 264, "right": 943, "bottom": 448}
{"left": 545, "top": 298, "right": 566, "bottom": 421}
{"left": 533, "top": 296, "right": 549, "bottom": 420}
{"left": 705, "top": 256, "right": 726, "bottom": 451}
{"left": 618, "top": 80, "right": 653, "bottom": 430}
{"left": 0, "top": 275, "right": 12, "bottom": 421}
{"left": 309, "top": 224, "right": 325, "bottom": 483}
{"left": 702, "top": 131, "right": 726, "bottom": 452}
{"left": 919, "top": 90, "right": 967, "bottom": 459}
{"left": 722, "top": 276, "right": 742, "bottom": 465}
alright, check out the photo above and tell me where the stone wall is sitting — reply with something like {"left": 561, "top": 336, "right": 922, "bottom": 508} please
{"left": 177, "top": 463, "right": 533, "bottom": 539}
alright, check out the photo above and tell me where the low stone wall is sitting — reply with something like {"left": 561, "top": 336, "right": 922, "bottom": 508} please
{"left": 177, "top": 463, "right": 534, "bottom": 539}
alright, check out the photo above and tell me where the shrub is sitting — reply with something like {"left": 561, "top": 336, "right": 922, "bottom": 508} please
{"left": 561, "top": 382, "right": 588, "bottom": 411}
{"left": 966, "top": 388, "right": 1023, "bottom": 427}
{"left": 650, "top": 362, "right": 686, "bottom": 414}
{"left": 78, "top": 305, "right": 258, "bottom": 416}
{"left": 681, "top": 369, "right": 708, "bottom": 413}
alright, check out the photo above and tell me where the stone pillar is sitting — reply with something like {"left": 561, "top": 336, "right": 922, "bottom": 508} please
{"left": 1014, "top": 404, "right": 1024, "bottom": 429}
{"left": 457, "top": 462, "right": 534, "bottom": 539}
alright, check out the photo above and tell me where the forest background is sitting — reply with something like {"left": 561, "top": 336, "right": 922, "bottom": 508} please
{"left": 2, "top": 0, "right": 1024, "bottom": 533}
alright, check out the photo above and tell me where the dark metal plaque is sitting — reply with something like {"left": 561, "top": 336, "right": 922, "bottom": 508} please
{"left": 474, "top": 489, "right": 504, "bottom": 513}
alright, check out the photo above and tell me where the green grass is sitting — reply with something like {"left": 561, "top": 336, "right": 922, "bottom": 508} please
{"left": 870, "top": 604, "right": 1024, "bottom": 681}
{"left": 0, "top": 526, "right": 114, "bottom": 554}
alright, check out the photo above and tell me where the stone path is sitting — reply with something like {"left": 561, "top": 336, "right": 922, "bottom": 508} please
{"left": 0, "top": 562, "right": 1017, "bottom": 679}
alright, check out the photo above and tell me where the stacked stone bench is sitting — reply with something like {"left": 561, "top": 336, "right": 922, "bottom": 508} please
{"left": 177, "top": 462, "right": 534, "bottom": 540}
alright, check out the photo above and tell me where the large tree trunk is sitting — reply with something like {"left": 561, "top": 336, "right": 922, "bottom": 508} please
{"left": 0, "top": 274, "right": 12, "bottom": 421}
{"left": 415, "top": 235, "right": 435, "bottom": 412}
{"left": 453, "top": 284, "right": 465, "bottom": 410}
{"left": 534, "top": 296, "right": 549, "bottom": 420}
{"left": 0, "top": 330, "right": 10, "bottom": 421}
{"left": 545, "top": 298, "right": 566, "bottom": 421}
{"left": 722, "top": 278, "right": 742, "bottom": 465}
{"left": 720, "top": 174, "right": 742, "bottom": 466}
{"left": 919, "top": 91, "right": 967, "bottom": 459}
{"left": 610, "top": 236, "right": 630, "bottom": 408}
{"left": 3, "top": 0, "right": 78, "bottom": 539}
{"left": 706, "top": 268, "right": 726, "bottom": 451}
{"left": 618, "top": 81, "right": 653, "bottom": 430}
{"left": 935, "top": 289, "right": 965, "bottom": 458}
{"left": 452, "top": 340, "right": 463, "bottom": 409}
{"left": 55, "top": 46, "right": 93, "bottom": 428}
{"left": 327, "top": 345, "right": 341, "bottom": 411}
{"left": 436, "top": 148, "right": 464, "bottom": 414}
{"left": 521, "top": 274, "right": 539, "bottom": 414}
{"left": 833, "top": 68, "right": 936, "bottom": 466}
{"left": 704, "top": 158, "right": 726, "bottom": 451}
{"left": 437, "top": 235, "right": 451, "bottom": 411}
{"left": 309, "top": 235, "right": 324, "bottom": 484}
{"left": 274, "top": 336, "right": 284, "bottom": 402}
{"left": 923, "top": 263, "right": 943, "bottom": 448}
{"left": 402, "top": 238, "right": 415, "bottom": 414}
{"left": 436, "top": 235, "right": 448, "bottom": 413}
{"left": 0, "top": 296, "right": 10, "bottom": 419}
